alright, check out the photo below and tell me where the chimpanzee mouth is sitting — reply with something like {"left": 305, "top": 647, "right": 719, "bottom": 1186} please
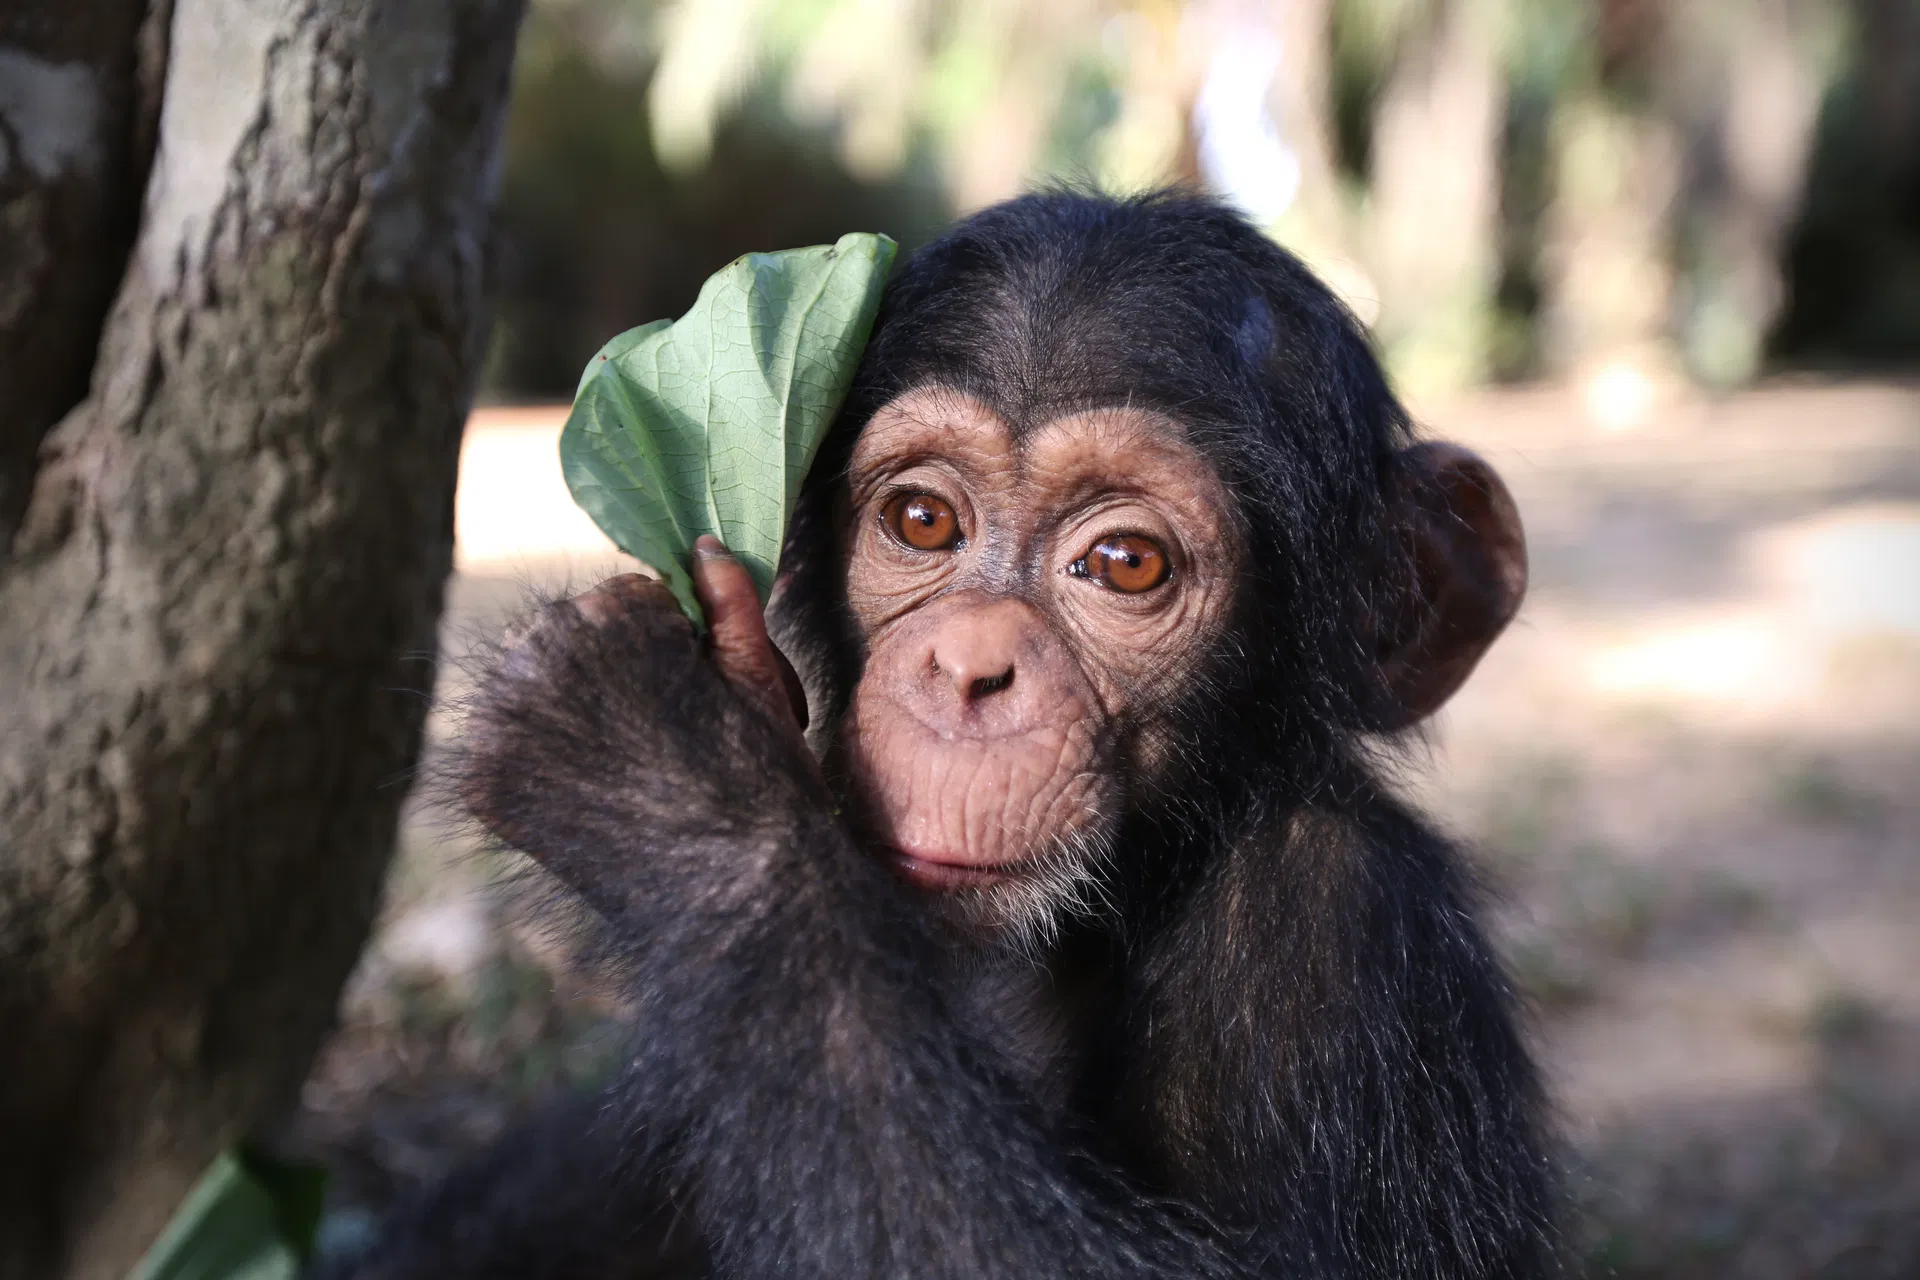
{"left": 883, "top": 847, "right": 1025, "bottom": 892}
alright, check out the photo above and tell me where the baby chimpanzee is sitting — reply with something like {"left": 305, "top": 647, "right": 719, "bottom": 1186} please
{"left": 344, "top": 191, "right": 1553, "bottom": 1279}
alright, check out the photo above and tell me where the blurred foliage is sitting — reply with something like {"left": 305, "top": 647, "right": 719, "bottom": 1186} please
{"left": 484, "top": 0, "right": 1920, "bottom": 402}
{"left": 485, "top": 0, "right": 948, "bottom": 396}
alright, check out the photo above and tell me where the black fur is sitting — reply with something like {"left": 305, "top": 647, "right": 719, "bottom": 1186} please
{"left": 334, "top": 192, "right": 1557, "bottom": 1279}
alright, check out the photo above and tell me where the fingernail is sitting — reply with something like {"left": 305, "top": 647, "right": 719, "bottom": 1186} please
{"left": 692, "top": 536, "right": 731, "bottom": 560}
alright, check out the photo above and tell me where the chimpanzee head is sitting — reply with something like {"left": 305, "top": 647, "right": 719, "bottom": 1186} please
{"left": 772, "top": 192, "right": 1525, "bottom": 939}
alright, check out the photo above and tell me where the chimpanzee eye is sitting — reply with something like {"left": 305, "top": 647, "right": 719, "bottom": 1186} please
{"left": 1074, "top": 534, "right": 1171, "bottom": 593}
{"left": 882, "top": 492, "right": 961, "bottom": 552}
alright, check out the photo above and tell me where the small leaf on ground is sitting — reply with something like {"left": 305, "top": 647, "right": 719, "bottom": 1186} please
{"left": 131, "top": 1148, "right": 328, "bottom": 1280}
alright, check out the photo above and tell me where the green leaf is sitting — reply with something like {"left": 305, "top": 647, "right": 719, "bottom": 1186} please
{"left": 560, "top": 231, "right": 898, "bottom": 626}
{"left": 131, "top": 1148, "right": 329, "bottom": 1280}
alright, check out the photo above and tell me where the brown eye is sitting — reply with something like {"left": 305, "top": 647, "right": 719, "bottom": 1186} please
{"left": 883, "top": 492, "right": 960, "bottom": 551}
{"left": 1078, "top": 534, "right": 1170, "bottom": 593}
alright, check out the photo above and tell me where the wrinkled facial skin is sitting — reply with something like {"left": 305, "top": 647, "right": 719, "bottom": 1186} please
{"left": 830, "top": 386, "right": 1242, "bottom": 929}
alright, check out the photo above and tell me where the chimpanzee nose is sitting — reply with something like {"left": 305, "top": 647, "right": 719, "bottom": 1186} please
{"left": 929, "top": 602, "right": 1025, "bottom": 704}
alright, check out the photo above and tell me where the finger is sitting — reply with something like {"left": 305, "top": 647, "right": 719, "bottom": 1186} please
{"left": 573, "top": 572, "right": 680, "bottom": 629}
{"left": 690, "top": 537, "right": 805, "bottom": 731}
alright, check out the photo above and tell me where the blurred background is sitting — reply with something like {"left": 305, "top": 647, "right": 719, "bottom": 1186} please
{"left": 291, "top": 1, "right": 1920, "bottom": 1275}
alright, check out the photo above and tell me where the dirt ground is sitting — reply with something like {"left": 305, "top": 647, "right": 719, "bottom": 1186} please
{"left": 291, "top": 379, "right": 1920, "bottom": 1277}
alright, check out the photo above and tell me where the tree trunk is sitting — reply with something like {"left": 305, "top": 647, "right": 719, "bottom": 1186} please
{"left": 1364, "top": 0, "right": 1505, "bottom": 389}
{"left": 1270, "top": 0, "right": 1346, "bottom": 255}
{"left": 0, "top": 0, "right": 523, "bottom": 1275}
{"left": 1666, "top": 0, "right": 1826, "bottom": 385}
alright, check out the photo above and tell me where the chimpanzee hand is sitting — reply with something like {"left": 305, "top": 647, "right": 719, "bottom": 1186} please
{"left": 453, "top": 536, "right": 827, "bottom": 919}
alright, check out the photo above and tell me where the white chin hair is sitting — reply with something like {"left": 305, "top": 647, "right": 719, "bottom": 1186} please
{"left": 952, "top": 827, "right": 1119, "bottom": 960}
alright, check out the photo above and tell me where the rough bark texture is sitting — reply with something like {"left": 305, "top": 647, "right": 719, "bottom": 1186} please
{"left": 0, "top": 1, "right": 524, "bottom": 1276}
{"left": 0, "top": 0, "right": 169, "bottom": 546}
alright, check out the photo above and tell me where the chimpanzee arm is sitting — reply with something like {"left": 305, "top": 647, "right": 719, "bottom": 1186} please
{"left": 437, "top": 574, "right": 1248, "bottom": 1280}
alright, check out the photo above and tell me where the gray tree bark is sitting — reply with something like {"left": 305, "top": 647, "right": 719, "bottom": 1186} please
{"left": 0, "top": 0, "right": 523, "bottom": 1275}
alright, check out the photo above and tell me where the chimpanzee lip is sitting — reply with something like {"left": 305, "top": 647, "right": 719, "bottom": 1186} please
{"left": 884, "top": 847, "right": 1023, "bottom": 891}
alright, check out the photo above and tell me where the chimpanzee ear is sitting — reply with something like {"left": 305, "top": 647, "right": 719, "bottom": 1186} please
{"left": 1376, "top": 443, "right": 1527, "bottom": 728}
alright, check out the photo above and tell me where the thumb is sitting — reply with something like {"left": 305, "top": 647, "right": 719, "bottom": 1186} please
{"left": 689, "top": 537, "right": 808, "bottom": 732}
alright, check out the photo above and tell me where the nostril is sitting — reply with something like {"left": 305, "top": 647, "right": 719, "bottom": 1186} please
{"left": 928, "top": 608, "right": 1025, "bottom": 704}
{"left": 967, "top": 669, "right": 1013, "bottom": 700}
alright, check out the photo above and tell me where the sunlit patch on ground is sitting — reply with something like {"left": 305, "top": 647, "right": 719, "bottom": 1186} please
{"left": 1586, "top": 608, "right": 1800, "bottom": 704}
{"left": 1582, "top": 504, "right": 1920, "bottom": 708}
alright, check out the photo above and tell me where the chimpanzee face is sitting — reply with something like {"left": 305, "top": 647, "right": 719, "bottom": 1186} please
{"left": 831, "top": 384, "right": 1244, "bottom": 930}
